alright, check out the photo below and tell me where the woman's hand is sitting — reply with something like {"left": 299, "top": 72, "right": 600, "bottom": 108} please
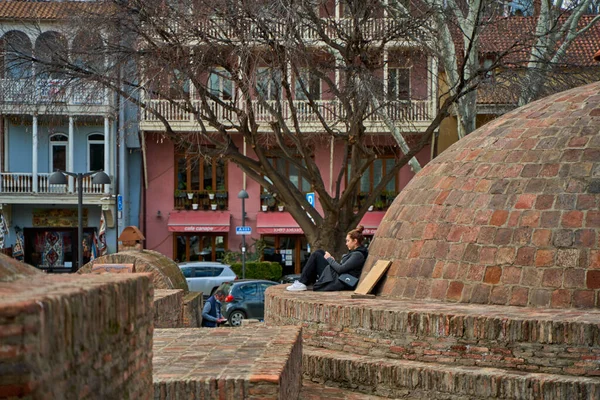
{"left": 324, "top": 251, "right": 333, "bottom": 260}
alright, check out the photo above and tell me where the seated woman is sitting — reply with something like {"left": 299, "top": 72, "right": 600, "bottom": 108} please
{"left": 287, "top": 225, "right": 368, "bottom": 292}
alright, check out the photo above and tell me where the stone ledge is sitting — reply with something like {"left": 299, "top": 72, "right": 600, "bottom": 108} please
{"left": 303, "top": 346, "right": 600, "bottom": 400}
{"left": 153, "top": 326, "right": 302, "bottom": 400}
{"left": 266, "top": 285, "right": 600, "bottom": 376}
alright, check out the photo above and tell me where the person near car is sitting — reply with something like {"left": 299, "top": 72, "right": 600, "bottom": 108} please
{"left": 201, "top": 289, "right": 227, "bottom": 327}
{"left": 286, "top": 225, "right": 368, "bottom": 292}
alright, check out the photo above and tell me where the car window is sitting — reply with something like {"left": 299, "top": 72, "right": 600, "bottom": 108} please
{"left": 193, "top": 267, "right": 212, "bottom": 278}
{"left": 181, "top": 267, "right": 193, "bottom": 278}
{"left": 211, "top": 267, "right": 224, "bottom": 277}
{"left": 258, "top": 282, "right": 275, "bottom": 295}
{"left": 239, "top": 283, "right": 258, "bottom": 297}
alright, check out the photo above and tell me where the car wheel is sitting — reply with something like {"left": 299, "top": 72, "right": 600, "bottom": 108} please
{"left": 228, "top": 310, "right": 246, "bottom": 327}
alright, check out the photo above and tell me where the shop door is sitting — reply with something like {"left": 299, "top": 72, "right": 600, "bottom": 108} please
{"left": 262, "top": 235, "right": 309, "bottom": 275}
{"left": 174, "top": 233, "right": 227, "bottom": 262}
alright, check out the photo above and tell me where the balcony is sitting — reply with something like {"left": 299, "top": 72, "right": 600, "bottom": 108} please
{"left": 0, "top": 172, "right": 110, "bottom": 205}
{"left": 0, "top": 79, "right": 111, "bottom": 115}
{"left": 185, "top": 17, "right": 414, "bottom": 43}
{"left": 174, "top": 190, "right": 229, "bottom": 211}
{"left": 140, "top": 99, "right": 435, "bottom": 132}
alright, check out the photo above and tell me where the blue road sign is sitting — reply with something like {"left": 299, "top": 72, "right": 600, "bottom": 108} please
{"left": 236, "top": 226, "right": 252, "bottom": 235}
{"left": 306, "top": 192, "right": 315, "bottom": 207}
{"left": 117, "top": 194, "right": 123, "bottom": 211}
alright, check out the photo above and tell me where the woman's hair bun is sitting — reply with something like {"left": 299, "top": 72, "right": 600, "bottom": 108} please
{"left": 355, "top": 225, "right": 364, "bottom": 233}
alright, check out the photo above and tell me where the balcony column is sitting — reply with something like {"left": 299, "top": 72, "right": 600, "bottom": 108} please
{"left": 104, "top": 116, "right": 110, "bottom": 193}
{"left": 383, "top": 49, "right": 389, "bottom": 98}
{"left": 68, "top": 116, "right": 75, "bottom": 193}
{"left": 32, "top": 115, "right": 38, "bottom": 193}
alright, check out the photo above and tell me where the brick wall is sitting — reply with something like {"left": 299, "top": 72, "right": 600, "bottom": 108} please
{"left": 0, "top": 274, "right": 154, "bottom": 399}
{"left": 182, "top": 292, "right": 202, "bottom": 327}
{"left": 154, "top": 289, "right": 184, "bottom": 328}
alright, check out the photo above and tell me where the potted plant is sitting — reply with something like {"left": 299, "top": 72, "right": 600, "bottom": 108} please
{"left": 192, "top": 203, "right": 199, "bottom": 210}
{"left": 277, "top": 201, "right": 285, "bottom": 212}
{"left": 187, "top": 192, "right": 194, "bottom": 200}
{"left": 206, "top": 186, "right": 215, "bottom": 200}
{"left": 368, "top": 204, "right": 374, "bottom": 212}
{"left": 211, "top": 203, "right": 217, "bottom": 211}
{"left": 374, "top": 199, "right": 385, "bottom": 211}
{"left": 261, "top": 204, "right": 268, "bottom": 212}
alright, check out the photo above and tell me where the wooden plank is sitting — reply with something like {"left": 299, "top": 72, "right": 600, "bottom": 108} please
{"left": 354, "top": 260, "right": 391, "bottom": 295}
{"left": 350, "top": 293, "right": 376, "bottom": 299}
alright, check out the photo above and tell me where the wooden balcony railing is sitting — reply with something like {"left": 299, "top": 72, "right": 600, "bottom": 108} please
{"left": 142, "top": 99, "right": 434, "bottom": 124}
{"left": 0, "top": 172, "right": 107, "bottom": 194}
{"left": 174, "top": 190, "right": 229, "bottom": 211}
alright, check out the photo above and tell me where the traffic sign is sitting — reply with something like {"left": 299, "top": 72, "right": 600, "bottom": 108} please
{"left": 236, "top": 226, "right": 252, "bottom": 235}
{"left": 306, "top": 192, "right": 315, "bottom": 207}
{"left": 117, "top": 194, "right": 123, "bottom": 211}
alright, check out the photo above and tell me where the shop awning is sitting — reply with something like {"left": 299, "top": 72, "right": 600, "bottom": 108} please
{"left": 168, "top": 211, "right": 231, "bottom": 232}
{"left": 256, "top": 213, "right": 303, "bottom": 234}
{"left": 359, "top": 211, "right": 385, "bottom": 235}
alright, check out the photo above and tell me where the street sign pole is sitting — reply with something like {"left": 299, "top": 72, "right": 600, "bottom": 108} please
{"left": 241, "top": 196, "right": 246, "bottom": 279}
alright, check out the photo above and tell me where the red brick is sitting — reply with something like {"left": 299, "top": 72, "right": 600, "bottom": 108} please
{"left": 490, "top": 210, "right": 509, "bottom": 226}
{"left": 561, "top": 211, "right": 584, "bottom": 228}
{"left": 532, "top": 229, "right": 552, "bottom": 246}
{"left": 568, "top": 137, "right": 589, "bottom": 147}
{"left": 564, "top": 269, "right": 586, "bottom": 288}
{"left": 507, "top": 211, "right": 521, "bottom": 227}
{"left": 573, "top": 290, "right": 595, "bottom": 308}
{"left": 490, "top": 286, "right": 510, "bottom": 305}
{"left": 467, "top": 265, "right": 485, "bottom": 281}
{"left": 502, "top": 266, "right": 522, "bottom": 284}
{"left": 430, "top": 280, "right": 449, "bottom": 300}
{"left": 534, "top": 194, "right": 555, "bottom": 209}
{"left": 515, "top": 194, "right": 536, "bottom": 209}
{"left": 586, "top": 271, "right": 600, "bottom": 289}
{"left": 470, "top": 284, "right": 491, "bottom": 304}
{"left": 509, "top": 287, "right": 529, "bottom": 306}
{"left": 539, "top": 164, "right": 560, "bottom": 177}
{"left": 535, "top": 249, "right": 555, "bottom": 267}
{"left": 521, "top": 211, "right": 540, "bottom": 227}
{"left": 516, "top": 247, "right": 536, "bottom": 266}
{"left": 484, "top": 266, "right": 502, "bottom": 284}
{"left": 574, "top": 229, "right": 596, "bottom": 247}
{"left": 542, "top": 269, "right": 564, "bottom": 288}
{"left": 434, "top": 190, "right": 451, "bottom": 205}
{"left": 474, "top": 179, "right": 492, "bottom": 193}
{"left": 586, "top": 211, "right": 600, "bottom": 228}
{"left": 479, "top": 247, "right": 497, "bottom": 264}
{"left": 496, "top": 248, "right": 515, "bottom": 265}
{"left": 431, "top": 261, "right": 444, "bottom": 279}
{"left": 551, "top": 289, "right": 572, "bottom": 308}
{"left": 446, "top": 281, "right": 464, "bottom": 301}
{"left": 590, "top": 251, "right": 600, "bottom": 269}
{"left": 422, "top": 223, "right": 438, "bottom": 240}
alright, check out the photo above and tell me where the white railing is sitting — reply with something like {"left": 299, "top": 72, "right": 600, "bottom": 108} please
{"left": 142, "top": 99, "right": 434, "bottom": 124}
{"left": 0, "top": 172, "right": 106, "bottom": 194}
{"left": 0, "top": 79, "right": 108, "bottom": 106}
{"left": 192, "top": 17, "right": 406, "bottom": 42}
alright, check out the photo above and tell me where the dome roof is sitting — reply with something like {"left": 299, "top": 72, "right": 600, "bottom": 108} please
{"left": 366, "top": 82, "right": 600, "bottom": 308}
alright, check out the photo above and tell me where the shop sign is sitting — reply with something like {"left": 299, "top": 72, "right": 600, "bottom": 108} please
{"left": 32, "top": 209, "right": 88, "bottom": 227}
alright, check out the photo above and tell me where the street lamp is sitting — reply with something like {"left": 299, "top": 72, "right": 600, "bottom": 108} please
{"left": 48, "top": 170, "right": 111, "bottom": 272}
{"left": 237, "top": 189, "right": 249, "bottom": 279}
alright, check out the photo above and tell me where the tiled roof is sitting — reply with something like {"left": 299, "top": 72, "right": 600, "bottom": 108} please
{"left": 474, "top": 15, "right": 600, "bottom": 67}
{"left": 0, "top": 1, "right": 97, "bottom": 21}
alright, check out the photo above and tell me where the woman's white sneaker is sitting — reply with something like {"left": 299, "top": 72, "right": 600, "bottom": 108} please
{"left": 286, "top": 280, "right": 307, "bottom": 291}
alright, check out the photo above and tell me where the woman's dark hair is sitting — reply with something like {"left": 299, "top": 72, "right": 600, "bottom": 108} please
{"left": 347, "top": 225, "right": 365, "bottom": 246}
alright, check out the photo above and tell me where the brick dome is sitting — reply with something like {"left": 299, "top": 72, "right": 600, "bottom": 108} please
{"left": 366, "top": 82, "right": 600, "bottom": 308}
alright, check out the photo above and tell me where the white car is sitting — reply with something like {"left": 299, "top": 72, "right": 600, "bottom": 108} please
{"left": 178, "top": 262, "right": 237, "bottom": 296}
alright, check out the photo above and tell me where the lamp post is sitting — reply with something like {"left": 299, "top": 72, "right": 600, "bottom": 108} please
{"left": 237, "top": 189, "right": 249, "bottom": 279}
{"left": 48, "top": 170, "right": 111, "bottom": 272}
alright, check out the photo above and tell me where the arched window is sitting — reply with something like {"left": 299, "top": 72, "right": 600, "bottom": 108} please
{"left": 1, "top": 31, "right": 32, "bottom": 79}
{"left": 72, "top": 31, "right": 104, "bottom": 72}
{"left": 88, "top": 133, "right": 104, "bottom": 172}
{"left": 49, "top": 134, "right": 68, "bottom": 172}
{"left": 35, "top": 31, "right": 68, "bottom": 79}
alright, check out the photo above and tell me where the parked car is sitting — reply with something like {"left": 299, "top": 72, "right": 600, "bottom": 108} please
{"left": 280, "top": 274, "right": 300, "bottom": 284}
{"left": 178, "top": 261, "right": 237, "bottom": 297}
{"left": 219, "top": 280, "right": 278, "bottom": 326}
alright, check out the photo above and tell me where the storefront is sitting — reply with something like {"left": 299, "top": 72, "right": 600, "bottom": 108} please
{"left": 168, "top": 210, "right": 230, "bottom": 262}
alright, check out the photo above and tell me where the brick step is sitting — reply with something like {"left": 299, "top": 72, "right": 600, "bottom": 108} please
{"left": 266, "top": 286, "right": 600, "bottom": 376}
{"left": 303, "top": 346, "right": 600, "bottom": 400}
{"left": 300, "top": 379, "right": 402, "bottom": 400}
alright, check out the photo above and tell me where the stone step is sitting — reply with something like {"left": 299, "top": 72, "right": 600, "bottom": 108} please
{"left": 300, "top": 379, "right": 399, "bottom": 400}
{"left": 303, "top": 346, "right": 600, "bottom": 400}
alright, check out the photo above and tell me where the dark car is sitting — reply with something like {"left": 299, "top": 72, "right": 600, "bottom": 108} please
{"left": 280, "top": 274, "right": 300, "bottom": 284}
{"left": 219, "top": 279, "right": 278, "bottom": 326}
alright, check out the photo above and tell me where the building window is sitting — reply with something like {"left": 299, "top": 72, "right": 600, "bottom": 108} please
{"left": 50, "top": 133, "right": 68, "bottom": 172}
{"left": 208, "top": 68, "right": 233, "bottom": 100}
{"left": 267, "top": 157, "right": 311, "bottom": 193}
{"left": 88, "top": 133, "right": 104, "bottom": 172}
{"left": 174, "top": 233, "right": 226, "bottom": 262}
{"left": 348, "top": 154, "right": 400, "bottom": 209}
{"left": 262, "top": 235, "right": 309, "bottom": 275}
{"left": 387, "top": 68, "right": 410, "bottom": 100}
{"left": 2, "top": 30, "right": 32, "bottom": 79}
{"left": 256, "top": 67, "right": 281, "bottom": 101}
{"left": 295, "top": 70, "right": 321, "bottom": 101}
{"left": 175, "top": 154, "right": 227, "bottom": 192}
